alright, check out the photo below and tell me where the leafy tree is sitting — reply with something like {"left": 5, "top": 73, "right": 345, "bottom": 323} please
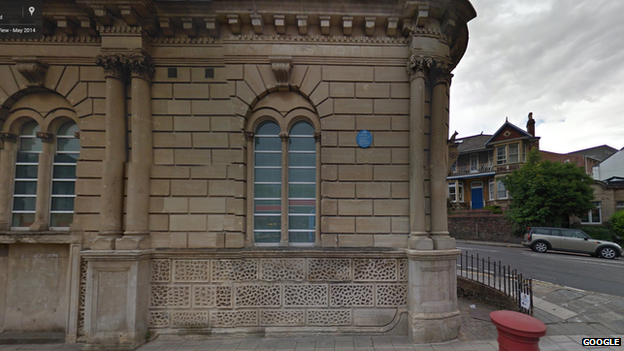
{"left": 503, "top": 148, "right": 595, "bottom": 231}
{"left": 610, "top": 210, "right": 624, "bottom": 237}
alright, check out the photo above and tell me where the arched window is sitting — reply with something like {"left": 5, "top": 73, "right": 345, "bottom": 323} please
{"left": 51, "top": 122, "right": 79, "bottom": 228}
{"left": 12, "top": 121, "right": 41, "bottom": 228}
{"left": 288, "top": 121, "right": 316, "bottom": 244}
{"left": 253, "top": 121, "right": 282, "bottom": 244}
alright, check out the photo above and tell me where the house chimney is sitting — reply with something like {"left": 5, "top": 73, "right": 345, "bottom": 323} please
{"left": 526, "top": 112, "right": 535, "bottom": 136}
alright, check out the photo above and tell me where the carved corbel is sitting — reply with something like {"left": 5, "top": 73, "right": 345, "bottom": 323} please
{"left": 14, "top": 57, "right": 49, "bottom": 87}
{"left": 279, "top": 132, "right": 289, "bottom": 141}
{"left": 91, "top": 5, "right": 112, "bottom": 26}
{"left": 365, "top": 17, "right": 376, "bottom": 36}
{"left": 159, "top": 17, "right": 174, "bottom": 37}
{"left": 319, "top": 16, "right": 331, "bottom": 35}
{"left": 342, "top": 16, "right": 353, "bottom": 36}
{"left": 416, "top": 6, "right": 429, "bottom": 27}
{"left": 387, "top": 17, "right": 398, "bottom": 37}
{"left": 245, "top": 131, "right": 255, "bottom": 141}
{"left": 270, "top": 56, "right": 293, "bottom": 90}
{"left": 181, "top": 18, "right": 196, "bottom": 37}
{"left": 406, "top": 54, "right": 432, "bottom": 80}
{"left": 401, "top": 18, "right": 413, "bottom": 36}
{"left": 205, "top": 16, "right": 220, "bottom": 38}
{"left": 54, "top": 16, "right": 77, "bottom": 35}
{"left": 274, "top": 15, "right": 286, "bottom": 34}
{"left": 250, "top": 14, "right": 263, "bottom": 35}
{"left": 313, "top": 131, "right": 321, "bottom": 142}
{"left": 119, "top": 5, "right": 139, "bottom": 26}
{"left": 297, "top": 15, "right": 308, "bottom": 35}
{"left": 37, "top": 132, "right": 55, "bottom": 144}
{"left": 78, "top": 16, "right": 97, "bottom": 36}
{"left": 227, "top": 14, "right": 241, "bottom": 35}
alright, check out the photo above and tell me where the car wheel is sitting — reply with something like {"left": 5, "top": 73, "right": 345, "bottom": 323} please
{"left": 599, "top": 247, "right": 618, "bottom": 259}
{"left": 533, "top": 242, "right": 548, "bottom": 253}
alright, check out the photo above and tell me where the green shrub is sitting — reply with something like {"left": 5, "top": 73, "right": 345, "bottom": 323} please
{"left": 581, "top": 226, "right": 615, "bottom": 241}
{"left": 610, "top": 210, "right": 624, "bottom": 237}
{"left": 484, "top": 205, "right": 504, "bottom": 214}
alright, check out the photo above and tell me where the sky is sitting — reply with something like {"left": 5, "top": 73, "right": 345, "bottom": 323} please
{"left": 449, "top": 0, "right": 624, "bottom": 154}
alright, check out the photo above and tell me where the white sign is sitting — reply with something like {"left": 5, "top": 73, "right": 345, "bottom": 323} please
{"left": 521, "top": 293, "right": 531, "bottom": 309}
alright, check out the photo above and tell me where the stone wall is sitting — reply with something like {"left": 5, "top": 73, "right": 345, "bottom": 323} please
{"left": 448, "top": 211, "right": 516, "bottom": 243}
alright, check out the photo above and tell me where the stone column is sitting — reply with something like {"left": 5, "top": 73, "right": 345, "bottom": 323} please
{"left": 0, "top": 133, "right": 17, "bottom": 230}
{"left": 30, "top": 132, "right": 54, "bottom": 231}
{"left": 93, "top": 54, "right": 127, "bottom": 250}
{"left": 118, "top": 53, "right": 154, "bottom": 250}
{"left": 279, "top": 131, "right": 289, "bottom": 247}
{"left": 406, "top": 53, "right": 433, "bottom": 250}
{"left": 429, "top": 60, "right": 455, "bottom": 250}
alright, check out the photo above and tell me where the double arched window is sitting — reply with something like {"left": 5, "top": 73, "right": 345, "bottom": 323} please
{"left": 253, "top": 120, "right": 317, "bottom": 246}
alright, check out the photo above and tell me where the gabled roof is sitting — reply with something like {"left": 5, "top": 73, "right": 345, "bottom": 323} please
{"left": 485, "top": 119, "right": 539, "bottom": 146}
{"left": 455, "top": 134, "right": 493, "bottom": 154}
{"left": 569, "top": 145, "right": 619, "bottom": 162}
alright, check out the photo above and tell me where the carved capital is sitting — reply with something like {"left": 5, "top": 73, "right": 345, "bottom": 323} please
{"left": 245, "top": 131, "right": 255, "bottom": 141}
{"left": 406, "top": 54, "right": 432, "bottom": 80}
{"left": 36, "top": 131, "right": 55, "bottom": 143}
{"left": 0, "top": 132, "right": 17, "bottom": 143}
{"left": 95, "top": 53, "right": 127, "bottom": 81}
{"left": 270, "top": 56, "right": 293, "bottom": 90}
{"left": 313, "top": 131, "right": 321, "bottom": 141}
{"left": 279, "top": 131, "right": 289, "bottom": 141}
{"left": 430, "top": 60, "right": 453, "bottom": 85}
{"left": 14, "top": 57, "right": 49, "bottom": 87}
{"left": 127, "top": 52, "right": 155, "bottom": 82}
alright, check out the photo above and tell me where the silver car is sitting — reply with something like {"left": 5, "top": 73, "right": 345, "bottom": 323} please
{"left": 522, "top": 227, "right": 622, "bottom": 259}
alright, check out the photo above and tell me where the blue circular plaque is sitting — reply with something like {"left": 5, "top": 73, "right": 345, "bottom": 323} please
{"left": 357, "top": 130, "right": 372, "bottom": 148}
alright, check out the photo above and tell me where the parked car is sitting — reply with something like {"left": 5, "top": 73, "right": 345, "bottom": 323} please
{"left": 522, "top": 227, "right": 622, "bottom": 259}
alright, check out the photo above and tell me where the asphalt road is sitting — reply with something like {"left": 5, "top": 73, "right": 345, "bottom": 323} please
{"left": 456, "top": 242, "right": 624, "bottom": 297}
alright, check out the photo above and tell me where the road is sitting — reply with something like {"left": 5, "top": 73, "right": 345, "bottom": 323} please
{"left": 456, "top": 242, "right": 624, "bottom": 297}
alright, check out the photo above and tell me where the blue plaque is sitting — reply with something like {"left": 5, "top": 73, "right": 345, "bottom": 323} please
{"left": 357, "top": 130, "right": 372, "bottom": 148}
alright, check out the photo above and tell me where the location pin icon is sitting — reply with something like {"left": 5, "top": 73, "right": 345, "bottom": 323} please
{"left": 29, "top": 7, "right": 35, "bottom": 16}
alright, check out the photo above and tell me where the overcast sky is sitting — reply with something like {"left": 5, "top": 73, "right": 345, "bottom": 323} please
{"left": 449, "top": 0, "right": 624, "bottom": 153}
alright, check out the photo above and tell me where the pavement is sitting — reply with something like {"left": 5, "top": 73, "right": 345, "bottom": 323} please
{"left": 2, "top": 242, "right": 623, "bottom": 351}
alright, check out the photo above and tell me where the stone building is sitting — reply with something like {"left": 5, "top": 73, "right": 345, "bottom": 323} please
{"left": 0, "top": 0, "right": 476, "bottom": 349}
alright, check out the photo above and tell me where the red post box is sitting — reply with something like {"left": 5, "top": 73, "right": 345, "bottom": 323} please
{"left": 490, "top": 310, "right": 546, "bottom": 351}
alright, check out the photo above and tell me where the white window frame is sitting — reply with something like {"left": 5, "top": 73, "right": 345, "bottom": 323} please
{"left": 617, "top": 201, "right": 624, "bottom": 210}
{"left": 497, "top": 146, "right": 507, "bottom": 165}
{"left": 497, "top": 179, "right": 508, "bottom": 199}
{"left": 488, "top": 178, "right": 495, "bottom": 200}
{"left": 457, "top": 181, "right": 464, "bottom": 202}
{"left": 509, "top": 143, "right": 519, "bottom": 163}
{"left": 50, "top": 122, "right": 79, "bottom": 230}
{"left": 11, "top": 123, "right": 40, "bottom": 230}
{"left": 448, "top": 182, "right": 457, "bottom": 202}
{"left": 470, "top": 154, "right": 479, "bottom": 172}
{"left": 581, "top": 202, "right": 602, "bottom": 224}
{"left": 522, "top": 143, "right": 527, "bottom": 162}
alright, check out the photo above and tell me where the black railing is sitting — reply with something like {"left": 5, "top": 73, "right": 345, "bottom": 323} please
{"left": 457, "top": 251, "right": 533, "bottom": 316}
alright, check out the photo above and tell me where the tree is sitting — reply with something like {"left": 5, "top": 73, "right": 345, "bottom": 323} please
{"left": 610, "top": 210, "right": 624, "bottom": 237}
{"left": 503, "top": 148, "right": 595, "bottom": 231}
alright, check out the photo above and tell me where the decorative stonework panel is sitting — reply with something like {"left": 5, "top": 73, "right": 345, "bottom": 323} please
{"left": 151, "top": 259, "right": 171, "bottom": 282}
{"left": 353, "top": 259, "right": 397, "bottom": 281}
{"left": 307, "top": 310, "right": 351, "bottom": 326}
{"left": 171, "top": 311, "right": 208, "bottom": 327}
{"left": 308, "top": 259, "right": 351, "bottom": 281}
{"left": 284, "top": 284, "right": 327, "bottom": 307}
{"left": 193, "top": 285, "right": 232, "bottom": 308}
{"left": 150, "top": 285, "right": 191, "bottom": 308}
{"left": 330, "top": 284, "right": 374, "bottom": 307}
{"left": 212, "top": 259, "right": 258, "bottom": 282}
{"left": 173, "top": 260, "right": 210, "bottom": 282}
{"left": 260, "top": 259, "right": 305, "bottom": 281}
{"left": 398, "top": 259, "right": 407, "bottom": 282}
{"left": 211, "top": 310, "right": 258, "bottom": 327}
{"left": 261, "top": 310, "right": 305, "bottom": 326}
{"left": 235, "top": 285, "right": 281, "bottom": 307}
{"left": 78, "top": 259, "right": 87, "bottom": 337}
{"left": 376, "top": 284, "right": 407, "bottom": 306}
{"left": 150, "top": 311, "right": 170, "bottom": 328}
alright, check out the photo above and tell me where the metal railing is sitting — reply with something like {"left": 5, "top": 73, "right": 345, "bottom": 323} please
{"left": 451, "top": 164, "right": 494, "bottom": 176}
{"left": 457, "top": 251, "right": 533, "bottom": 316}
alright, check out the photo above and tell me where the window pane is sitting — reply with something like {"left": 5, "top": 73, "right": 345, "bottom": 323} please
{"left": 289, "top": 184, "right": 315, "bottom": 198}
{"left": 14, "top": 181, "right": 37, "bottom": 195}
{"left": 289, "top": 137, "right": 315, "bottom": 151}
{"left": 20, "top": 138, "right": 42, "bottom": 152}
{"left": 289, "top": 168, "right": 315, "bottom": 182}
{"left": 256, "top": 122, "right": 280, "bottom": 136}
{"left": 13, "top": 197, "right": 36, "bottom": 211}
{"left": 289, "top": 231, "right": 315, "bottom": 243}
{"left": 51, "top": 197, "right": 75, "bottom": 211}
{"left": 289, "top": 153, "right": 315, "bottom": 167}
{"left": 255, "top": 184, "right": 281, "bottom": 198}
{"left": 54, "top": 153, "right": 78, "bottom": 163}
{"left": 12, "top": 213, "right": 35, "bottom": 227}
{"left": 255, "top": 168, "right": 281, "bottom": 182}
{"left": 255, "top": 153, "right": 281, "bottom": 167}
{"left": 50, "top": 213, "right": 73, "bottom": 227}
{"left": 255, "top": 200, "right": 281, "bottom": 214}
{"left": 15, "top": 165, "right": 38, "bottom": 179}
{"left": 289, "top": 215, "right": 315, "bottom": 230}
{"left": 289, "top": 199, "right": 315, "bottom": 214}
{"left": 254, "top": 216, "right": 281, "bottom": 230}
{"left": 290, "top": 122, "right": 314, "bottom": 136}
{"left": 16, "top": 152, "right": 39, "bottom": 163}
{"left": 57, "top": 138, "right": 80, "bottom": 152}
{"left": 254, "top": 231, "right": 280, "bottom": 243}
{"left": 57, "top": 122, "right": 78, "bottom": 136}
{"left": 53, "top": 165, "right": 76, "bottom": 178}
{"left": 254, "top": 137, "right": 281, "bottom": 151}
{"left": 52, "top": 182, "right": 75, "bottom": 195}
{"left": 591, "top": 209, "right": 600, "bottom": 223}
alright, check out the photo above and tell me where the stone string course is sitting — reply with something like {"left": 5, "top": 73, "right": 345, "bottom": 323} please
{"left": 148, "top": 257, "right": 407, "bottom": 330}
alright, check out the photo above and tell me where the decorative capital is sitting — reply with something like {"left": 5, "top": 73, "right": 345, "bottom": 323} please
{"left": 270, "top": 56, "right": 293, "bottom": 90}
{"left": 313, "top": 131, "right": 321, "bottom": 141}
{"left": 95, "top": 53, "right": 127, "bottom": 81}
{"left": 14, "top": 57, "right": 49, "bottom": 87}
{"left": 0, "top": 132, "right": 17, "bottom": 144}
{"left": 406, "top": 54, "right": 432, "bottom": 80}
{"left": 279, "top": 131, "right": 289, "bottom": 141}
{"left": 127, "top": 52, "right": 155, "bottom": 82}
{"left": 430, "top": 59, "right": 453, "bottom": 85}
{"left": 36, "top": 131, "right": 55, "bottom": 143}
{"left": 245, "top": 131, "right": 255, "bottom": 141}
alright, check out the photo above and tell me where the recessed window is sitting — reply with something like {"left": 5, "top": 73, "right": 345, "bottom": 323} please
{"left": 497, "top": 146, "right": 506, "bottom": 165}
{"left": 497, "top": 179, "right": 508, "bottom": 199}
{"left": 581, "top": 202, "right": 602, "bottom": 224}
{"left": 168, "top": 67, "right": 177, "bottom": 78}
{"left": 12, "top": 121, "right": 41, "bottom": 228}
{"left": 509, "top": 143, "right": 519, "bottom": 163}
{"left": 205, "top": 68, "right": 214, "bottom": 79}
{"left": 50, "top": 122, "right": 79, "bottom": 228}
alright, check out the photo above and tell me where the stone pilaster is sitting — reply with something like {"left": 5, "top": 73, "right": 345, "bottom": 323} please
{"left": 406, "top": 53, "right": 433, "bottom": 250}
{"left": 118, "top": 52, "right": 154, "bottom": 250}
{"left": 0, "top": 132, "right": 17, "bottom": 230}
{"left": 93, "top": 53, "right": 128, "bottom": 250}
{"left": 428, "top": 60, "right": 455, "bottom": 250}
{"left": 29, "top": 132, "right": 54, "bottom": 231}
